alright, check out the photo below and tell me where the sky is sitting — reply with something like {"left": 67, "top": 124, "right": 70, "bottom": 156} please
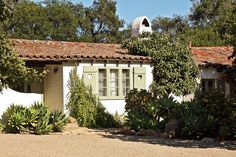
{"left": 72, "top": 0, "right": 192, "bottom": 26}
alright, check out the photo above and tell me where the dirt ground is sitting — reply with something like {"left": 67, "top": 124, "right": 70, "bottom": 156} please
{"left": 0, "top": 124, "right": 235, "bottom": 157}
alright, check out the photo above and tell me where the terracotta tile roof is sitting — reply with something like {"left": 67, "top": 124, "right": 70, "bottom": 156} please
{"left": 11, "top": 39, "right": 234, "bottom": 66}
{"left": 192, "top": 46, "right": 234, "bottom": 66}
{"left": 11, "top": 39, "right": 151, "bottom": 62}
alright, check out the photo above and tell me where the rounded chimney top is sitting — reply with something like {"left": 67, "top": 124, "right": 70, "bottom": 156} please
{"left": 131, "top": 16, "right": 152, "bottom": 37}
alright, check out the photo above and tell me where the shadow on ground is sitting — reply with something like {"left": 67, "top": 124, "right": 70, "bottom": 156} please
{"left": 89, "top": 128, "right": 236, "bottom": 150}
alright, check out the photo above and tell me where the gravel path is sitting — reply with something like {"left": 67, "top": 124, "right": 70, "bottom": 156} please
{"left": 0, "top": 126, "right": 235, "bottom": 157}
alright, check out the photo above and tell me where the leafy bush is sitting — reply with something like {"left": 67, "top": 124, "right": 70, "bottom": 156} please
{"left": 95, "top": 102, "right": 118, "bottom": 128}
{"left": 0, "top": 102, "right": 67, "bottom": 135}
{"left": 67, "top": 67, "right": 117, "bottom": 128}
{"left": 125, "top": 89, "right": 181, "bottom": 131}
{"left": 125, "top": 89, "right": 158, "bottom": 131}
{"left": 49, "top": 110, "right": 68, "bottom": 132}
{"left": 199, "top": 90, "right": 236, "bottom": 139}
{"left": 176, "top": 100, "right": 215, "bottom": 139}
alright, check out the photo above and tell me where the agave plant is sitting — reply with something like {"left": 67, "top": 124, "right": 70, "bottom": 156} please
{"left": 49, "top": 110, "right": 68, "bottom": 132}
{"left": 34, "top": 114, "right": 52, "bottom": 135}
{"left": 1, "top": 104, "right": 28, "bottom": 133}
{"left": 24, "top": 108, "right": 39, "bottom": 132}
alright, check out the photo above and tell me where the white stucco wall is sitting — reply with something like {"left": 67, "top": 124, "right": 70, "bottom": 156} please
{"left": 0, "top": 88, "right": 43, "bottom": 115}
{"left": 200, "top": 67, "right": 221, "bottom": 79}
{"left": 62, "top": 61, "right": 153, "bottom": 114}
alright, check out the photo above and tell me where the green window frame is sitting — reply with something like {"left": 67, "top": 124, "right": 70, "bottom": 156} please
{"left": 98, "top": 67, "right": 132, "bottom": 99}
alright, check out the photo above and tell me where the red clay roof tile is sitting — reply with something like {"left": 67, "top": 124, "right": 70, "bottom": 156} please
{"left": 11, "top": 39, "right": 234, "bottom": 65}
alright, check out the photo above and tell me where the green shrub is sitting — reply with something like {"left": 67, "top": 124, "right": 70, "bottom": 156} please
{"left": 113, "top": 111, "right": 123, "bottom": 127}
{"left": 125, "top": 89, "right": 158, "bottom": 131}
{"left": 95, "top": 102, "right": 118, "bottom": 128}
{"left": 199, "top": 90, "right": 236, "bottom": 139}
{"left": 49, "top": 110, "right": 68, "bottom": 132}
{"left": 1, "top": 105, "right": 28, "bottom": 133}
{"left": 67, "top": 68, "right": 96, "bottom": 127}
{"left": 125, "top": 89, "right": 180, "bottom": 131}
{"left": 177, "top": 100, "right": 216, "bottom": 139}
{"left": 67, "top": 67, "right": 117, "bottom": 128}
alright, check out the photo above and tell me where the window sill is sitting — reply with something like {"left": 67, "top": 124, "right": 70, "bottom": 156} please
{"left": 99, "top": 96, "right": 126, "bottom": 100}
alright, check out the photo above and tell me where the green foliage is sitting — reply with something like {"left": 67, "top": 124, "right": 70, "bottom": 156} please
{"left": 125, "top": 89, "right": 180, "bottom": 131}
{"left": 67, "top": 67, "right": 117, "bottom": 128}
{"left": 123, "top": 32, "right": 199, "bottom": 96}
{"left": 0, "top": 102, "right": 67, "bottom": 135}
{"left": 67, "top": 67, "right": 96, "bottom": 127}
{"left": 176, "top": 100, "right": 215, "bottom": 139}
{"left": 0, "top": 0, "right": 17, "bottom": 21}
{"left": 0, "top": 0, "right": 44, "bottom": 91}
{"left": 0, "top": 36, "right": 43, "bottom": 91}
{"left": 125, "top": 89, "right": 158, "bottom": 131}
{"left": 125, "top": 89, "right": 236, "bottom": 140}
{"left": 95, "top": 102, "right": 118, "bottom": 128}
{"left": 2, "top": 0, "right": 123, "bottom": 43}
{"left": 49, "top": 110, "right": 68, "bottom": 132}
{"left": 34, "top": 113, "right": 52, "bottom": 135}
{"left": 199, "top": 90, "right": 236, "bottom": 139}
{"left": 1, "top": 105, "right": 28, "bottom": 133}
{"left": 152, "top": 15, "right": 188, "bottom": 36}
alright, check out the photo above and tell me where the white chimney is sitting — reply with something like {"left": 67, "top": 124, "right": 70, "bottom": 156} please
{"left": 131, "top": 16, "right": 152, "bottom": 37}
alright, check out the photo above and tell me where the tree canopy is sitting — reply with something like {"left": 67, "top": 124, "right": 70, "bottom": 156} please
{"left": 0, "top": 0, "right": 42, "bottom": 91}
{"left": 123, "top": 33, "right": 199, "bottom": 96}
{"left": 151, "top": 0, "right": 235, "bottom": 47}
{"left": 2, "top": 0, "right": 124, "bottom": 43}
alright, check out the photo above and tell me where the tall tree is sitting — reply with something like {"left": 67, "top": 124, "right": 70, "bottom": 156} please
{"left": 0, "top": 0, "right": 42, "bottom": 91}
{"left": 84, "top": 0, "right": 124, "bottom": 43}
{"left": 151, "top": 15, "right": 188, "bottom": 36}
{"left": 190, "top": 0, "right": 234, "bottom": 43}
{"left": 44, "top": 0, "right": 78, "bottom": 41}
{"left": 6, "top": 0, "right": 50, "bottom": 40}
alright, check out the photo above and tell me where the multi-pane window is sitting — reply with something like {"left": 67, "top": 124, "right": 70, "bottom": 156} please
{"left": 201, "top": 79, "right": 225, "bottom": 94}
{"left": 201, "top": 79, "right": 215, "bottom": 93}
{"left": 99, "top": 69, "right": 107, "bottom": 96}
{"left": 122, "top": 69, "right": 130, "bottom": 96}
{"left": 98, "top": 68, "right": 131, "bottom": 97}
{"left": 110, "top": 69, "right": 119, "bottom": 96}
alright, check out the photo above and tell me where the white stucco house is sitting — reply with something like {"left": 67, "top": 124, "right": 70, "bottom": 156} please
{"left": 0, "top": 17, "right": 235, "bottom": 115}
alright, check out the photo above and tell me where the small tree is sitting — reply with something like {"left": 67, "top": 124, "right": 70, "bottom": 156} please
{"left": 122, "top": 32, "right": 199, "bottom": 96}
{"left": 0, "top": 0, "right": 42, "bottom": 91}
{"left": 67, "top": 67, "right": 117, "bottom": 128}
{"left": 66, "top": 67, "right": 97, "bottom": 127}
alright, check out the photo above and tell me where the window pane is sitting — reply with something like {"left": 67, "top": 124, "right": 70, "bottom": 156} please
{"left": 122, "top": 69, "right": 130, "bottom": 96}
{"left": 99, "top": 69, "right": 107, "bottom": 96}
{"left": 217, "top": 79, "right": 225, "bottom": 93}
{"left": 208, "top": 79, "right": 215, "bottom": 91}
{"left": 230, "top": 83, "right": 236, "bottom": 98}
{"left": 110, "top": 69, "right": 119, "bottom": 96}
{"left": 201, "top": 79, "right": 206, "bottom": 93}
{"left": 201, "top": 79, "right": 215, "bottom": 93}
